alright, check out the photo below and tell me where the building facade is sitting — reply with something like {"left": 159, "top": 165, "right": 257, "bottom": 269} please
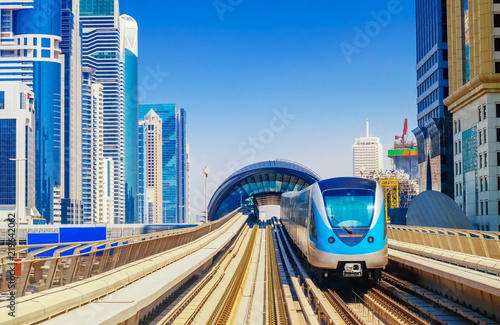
{"left": 80, "top": 0, "right": 125, "bottom": 223}
{"left": 412, "top": 0, "right": 454, "bottom": 196}
{"left": 138, "top": 121, "right": 147, "bottom": 223}
{"left": 120, "top": 14, "right": 139, "bottom": 224}
{"left": 139, "top": 104, "right": 187, "bottom": 223}
{"left": 91, "top": 83, "right": 111, "bottom": 223}
{"left": 352, "top": 121, "right": 383, "bottom": 177}
{"left": 144, "top": 110, "right": 162, "bottom": 224}
{"left": 61, "top": 0, "right": 84, "bottom": 224}
{"left": 0, "top": 82, "right": 37, "bottom": 223}
{"left": 0, "top": 0, "right": 63, "bottom": 223}
{"left": 444, "top": 0, "right": 500, "bottom": 230}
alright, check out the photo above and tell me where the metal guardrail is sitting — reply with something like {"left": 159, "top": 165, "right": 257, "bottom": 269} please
{"left": 0, "top": 210, "right": 240, "bottom": 298}
{"left": 387, "top": 225, "right": 500, "bottom": 259}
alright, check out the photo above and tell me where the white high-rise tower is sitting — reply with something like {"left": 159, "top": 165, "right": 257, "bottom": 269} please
{"left": 353, "top": 120, "right": 384, "bottom": 177}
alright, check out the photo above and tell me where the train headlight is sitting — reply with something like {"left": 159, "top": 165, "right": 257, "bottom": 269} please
{"left": 328, "top": 236, "right": 335, "bottom": 244}
{"left": 367, "top": 236, "right": 374, "bottom": 243}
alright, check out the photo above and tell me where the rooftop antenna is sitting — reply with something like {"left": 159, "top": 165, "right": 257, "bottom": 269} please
{"left": 366, "top": 118, "right": 369, "bottom": 137}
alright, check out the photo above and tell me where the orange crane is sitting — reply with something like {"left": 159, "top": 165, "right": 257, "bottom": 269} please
{"left": 395, "top": 118, "right": 408, "bottom": 145}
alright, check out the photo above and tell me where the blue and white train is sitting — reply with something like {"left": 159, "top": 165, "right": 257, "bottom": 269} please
{"left": 280, "top": 177, "right": 388, "bottom": 280}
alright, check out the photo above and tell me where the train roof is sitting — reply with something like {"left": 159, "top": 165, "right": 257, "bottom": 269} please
{"left": 316, "top": 177, "right": 377, "bottom": 192}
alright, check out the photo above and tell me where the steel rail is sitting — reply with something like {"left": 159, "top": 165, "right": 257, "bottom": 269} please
{"left": 207, "top": 223, "right": 258, "bottom": 325}
{"left": 266, "top": 222, "right": 287, "bottom": 325}
{"left": 382, "top": 272, "right": 490, "bottom": 325}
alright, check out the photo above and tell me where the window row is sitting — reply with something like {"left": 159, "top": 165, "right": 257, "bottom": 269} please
{"left": 417, "top": 88, "right": 440, "bottom": 113}
{"left": 479, "top": 177, "right": 489, "bottom": 192}
{"left": 479, "top": 200, "right": 489, "bottom": 216}
{"left": 455, "top": 161, "right": 462, "bottom": 176}
{"left": 454, "top": 139, "right": 462, "bottom": 155}
{"left": 455, "top": 182, "right": 463, "bottom": 196}
{"left": 478, "top": 104, "right": 487, "bottom": 122}
{"left": 454, "top": 119, "right": 462, "bottom": 134}
{"left": 417, "top": 69, "right": 447, "bottom": 96}
{"left": 417, "top": 51, "right": 439, "bottom": 80}
{"left": 478, "top": 129, "right": 487, "bottom": 146}
{"left": 479, "top": 152, "right": 488, "bottom": 168}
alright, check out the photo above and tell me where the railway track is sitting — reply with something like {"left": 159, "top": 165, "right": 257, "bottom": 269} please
{"left": 152, "top": 219, "right": 256, "bottom": 324}
{"left": 207, "top": 223, "right": 258, "bottom": 324}
{"left": 272, "top": 217, "right": 498, "bottom": 325}
{"left": 266, "top": 221, "right": 288, "bottom": 324}
{"left": 151, "top": 216, "right": 497, "bottom": 325}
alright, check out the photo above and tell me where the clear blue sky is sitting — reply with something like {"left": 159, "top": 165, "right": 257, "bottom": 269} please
{"left": 120, "top": 0, "right": 417, "bottom": 216}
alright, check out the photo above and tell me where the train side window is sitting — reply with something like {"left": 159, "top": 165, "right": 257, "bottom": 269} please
{"left": 309, "top": 207, "right": 317, "bottom": 240}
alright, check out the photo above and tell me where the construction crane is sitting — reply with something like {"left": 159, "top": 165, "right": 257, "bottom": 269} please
{"left": 395, "top": 118, "right": 408, "bottom": 145}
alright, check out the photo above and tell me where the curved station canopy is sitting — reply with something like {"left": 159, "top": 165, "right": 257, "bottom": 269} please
{"left": 208, "top": 160, "right": 322, "bottom": 221}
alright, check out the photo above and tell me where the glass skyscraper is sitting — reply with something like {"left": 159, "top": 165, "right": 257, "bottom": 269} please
{"left": 0, "top": 0, "right": 63, "bottom": 223}
{"left": 0, "top": 81, "right": 36, "bottom": 224}
{"left": 80, "top": 0, "right": 125, "bottom": 223}
{"left": 139, "top": 104, "right": 187, "bottom": 223}
{"left": 61, "top": 0, "right": 85, "bottom": 223}
{"left": 412, "top": 0, "right": 453, "bottom": 197}
{"left": 121, "top": 15, "right": 139, "bottom": 224}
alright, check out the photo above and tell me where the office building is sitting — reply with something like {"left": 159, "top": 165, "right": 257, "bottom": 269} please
{"left": 144, "top": 110, "right": 162, "bottom": 224}
{"left": 0, "top": 82, "right": 37, "bottom": 223}
{"left": 139, "top": 104, "right": 188, "bottom": 223}
{"left": 91, "top": 83, "right": 111, "bottom": 224}
{"left": 61, "top": 0, "right": 84, "bottom": 224}
{"left": 353, "top": 121, "right": 383, "bottom": 177}
{"left": 80, "top": 0, "right": 125, "bottom": 223}
{"left": 412, "top": 0, "right": 453, "bottom": 196}
{"left": 138, "top": 121, "right": 147, "bottom": 223}
{"left": 443, "top": 0, "right": 500, "bottom": 230}
{"left": 120, "top": 14, "right": 139, "bottom": 224}
{"left": 0, "top": 0, "right": 64, "bottom": 223}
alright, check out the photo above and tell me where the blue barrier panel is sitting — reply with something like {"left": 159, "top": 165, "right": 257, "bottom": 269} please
{"left": 60, "top": 227, "right": 106, "bottom": 243}
{"left": 27, "top": 233, "right": 60, "bottom": 257}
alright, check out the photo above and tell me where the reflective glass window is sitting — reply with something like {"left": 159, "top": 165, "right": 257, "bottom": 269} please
{"left": 41, "top": 38, "right": 50, "bottom": 48}
{"left": 323, "top": 189, "right": 375, "bottom": 228}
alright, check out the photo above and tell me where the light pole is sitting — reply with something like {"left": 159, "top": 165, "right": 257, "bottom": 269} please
{"left": 203, "top": 167, "right": 211, "bottom": 223}
{"left": 10, "top": 158, "right": 27, "bottom": 248}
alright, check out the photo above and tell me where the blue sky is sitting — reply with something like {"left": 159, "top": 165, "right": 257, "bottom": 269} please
{"left": 120, "top": 0, "right": 417, "bottom": 216}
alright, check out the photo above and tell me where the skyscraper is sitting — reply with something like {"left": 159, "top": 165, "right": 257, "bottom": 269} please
{"left": 444, "top": 1, "right": 500, "bottom": 230}
{"left": 412, "top": 0, "right": 453, "bottom": 196}
{"left": 144, "top": 110, "right": 162, "bottom": 224}
{"left": 138, "top": 121, "right": 147, "bottom": 223}
{"left": 139, "top": 104, "right": 187, "bottom": 223}
{"left": 0, "top": 82, "right": 37, "bottom": 223}
{"left": 120, "top": 14, "right": 139, "bottom": 224}
{"left": 80, "top": 0, "right": 125, "bottom": 223}
{"left": 0, "top": 0, "right": 63, "bottom": 223}
{"left": 61, "top": 0, "right": 84, "bottom": 224}
{"left": 353, "top": 120, "right": 383, "bottom": 177}
{"left": 91, "top": 83, "right": 110, "bottom": 223}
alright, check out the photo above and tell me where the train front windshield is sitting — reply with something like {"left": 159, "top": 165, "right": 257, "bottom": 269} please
{"left": 323, "top": 189, "right": 375, "bottom": 229}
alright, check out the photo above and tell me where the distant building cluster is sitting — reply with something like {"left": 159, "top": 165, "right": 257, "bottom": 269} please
{"left": 0, "top": 0, "right": 188, "bottom": 225}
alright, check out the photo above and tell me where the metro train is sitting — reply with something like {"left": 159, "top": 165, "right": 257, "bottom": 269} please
{"left": 280, "top": 177, "right": 388, "bottom": 281}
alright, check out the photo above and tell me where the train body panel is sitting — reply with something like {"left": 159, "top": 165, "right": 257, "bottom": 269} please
{"left": 280, "top": 177, "right": 388, "bottom": 277}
